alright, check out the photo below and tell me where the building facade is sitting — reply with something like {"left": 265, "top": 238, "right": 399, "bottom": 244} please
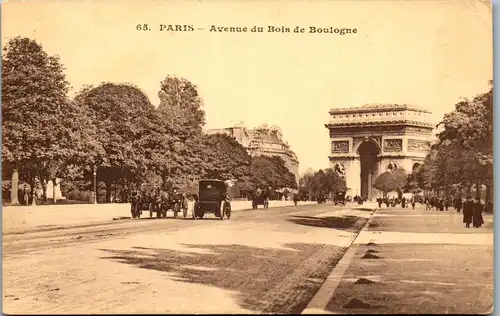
{"left": 325, "top": 104, "right": 435, "bottom": 199}
{"left": 205, "top": 123, "right": 300, "bottom": 182}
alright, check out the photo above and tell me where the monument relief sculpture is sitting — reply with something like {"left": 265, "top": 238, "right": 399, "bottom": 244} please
{"left": 408, "top": 139, "right": 431, "bottom": 151}
{"left": 331, "top": 140, "right": 349, "bottom": 153}
{"left": 383, "top": 139, "right": 403, "bottom": 152}
{"left": 334, "top": 163, "right": 346, "bottom": 179}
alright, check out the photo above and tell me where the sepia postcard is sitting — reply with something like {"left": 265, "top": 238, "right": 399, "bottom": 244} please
{"left": 1, "top": 0, "right": 493, "bottom": 314}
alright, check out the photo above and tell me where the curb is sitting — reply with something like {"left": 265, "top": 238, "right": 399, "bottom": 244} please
{"left": 301, "top": 207, "right": 379, "bottom": 314}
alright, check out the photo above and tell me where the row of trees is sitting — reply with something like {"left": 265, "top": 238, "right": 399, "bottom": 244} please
{"left": 2, "top": 37, "right": 297, "bottom": 205}
{"left": 414, "top": 83, "right": 493, "bottom": 200}
{"left": 298, "top": 168, "right": 346, "bottom": 200}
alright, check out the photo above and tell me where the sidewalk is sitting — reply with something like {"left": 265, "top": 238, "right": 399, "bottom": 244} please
{"left": 2, "top": 200, "right": 315, "bottom": 233}
{"left": 304, "top": 206, "right": 494, "bottom": 314}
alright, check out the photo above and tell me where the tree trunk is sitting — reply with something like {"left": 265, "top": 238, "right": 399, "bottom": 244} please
{"left": 30, "top": 178, "right": 37, "bottom": 206}
{"left": 52, "top": 178, "right": 58, "bottom": 204}
{"left": 475, "top": 182, "right": 481, "bottom": 201}
{"left": 89, "top": 177, "right": 95, "bottom": 203}
{"left": 42, "top": 180, "right": 48, "bottom": 204}
{"left": 10, "top": 169, "right": 20, "bottom": 205}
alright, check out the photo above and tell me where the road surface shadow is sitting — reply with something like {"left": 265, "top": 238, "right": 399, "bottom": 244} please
{"left": 100, "top": 242, "right": 346, "bottom": 314}
{"left": 287, "top": 215, "right": 366, "bottom": 232}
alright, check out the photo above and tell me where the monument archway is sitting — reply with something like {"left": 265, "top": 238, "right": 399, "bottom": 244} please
{"left": 357, "top": 140, "right": 380, "bottom": 199}
{"left": 326, "top": 104, "right": 435, "bottom": 200}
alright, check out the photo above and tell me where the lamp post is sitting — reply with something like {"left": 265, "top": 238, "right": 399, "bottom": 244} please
{"left": 93, "top": 165, "right": 97, "bottom": 204}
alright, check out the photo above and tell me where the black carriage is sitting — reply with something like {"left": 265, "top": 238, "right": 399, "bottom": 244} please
{"left": 252, "top": 190, "right": 269, "bottom": 209}
{"left": 334, "top": 191, "right": 346, "bottom": 206}
{"left": 193, "top": 179, "right": 231, "bottom": 220}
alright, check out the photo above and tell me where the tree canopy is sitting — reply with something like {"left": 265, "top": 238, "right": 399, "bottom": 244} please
{"left": 373, "top": 169, "right": 408, "bottom": 195}
{"left": 298, "top": 168, "right": 346, "bottom": 199}
{"left": 415, "top": 83, "right": 493, "bottom": 198}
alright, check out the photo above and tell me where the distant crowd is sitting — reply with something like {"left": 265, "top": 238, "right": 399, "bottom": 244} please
{"left": 374, "top": 195, "right": 492, "bottom": 229}
{"left": 425, "top": 197, "right": 492, "bottom": 228}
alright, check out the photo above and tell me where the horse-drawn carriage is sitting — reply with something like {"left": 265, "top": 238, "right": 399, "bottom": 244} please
{"left": 130, "top": 187, "right": 188, "bottom": 219}
{"left": 317, "top": 194, "right": 327, "bottom": 204}
{"left": 251, "top": 189, "right": 269, "bottom": 209}
{"left": 155, "top": 189, "right": 188, "bottom": 219}
{"left": 333, "top": 191, "right": 347, "bottom": 206}
{"left": 193, "top": 179, "right": 231, "bottom": 220}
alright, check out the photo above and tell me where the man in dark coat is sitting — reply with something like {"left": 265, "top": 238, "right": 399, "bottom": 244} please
{"left": 463, "top": 197, "right": 474, "bottom": 228}
{"left": 473, "top": 199, "right": 484, "bottom": 228}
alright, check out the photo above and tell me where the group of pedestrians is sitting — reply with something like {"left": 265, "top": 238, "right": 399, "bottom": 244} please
{"left": 376, "top": 197, "right": 416, "bottom": 209}
{"left": 425, "top": 196, "right": 492, "bottom": 228}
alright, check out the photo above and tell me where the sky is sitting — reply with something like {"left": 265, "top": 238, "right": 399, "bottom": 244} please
{"left": 2, "top": 0, "right": 492, "bottom": 174}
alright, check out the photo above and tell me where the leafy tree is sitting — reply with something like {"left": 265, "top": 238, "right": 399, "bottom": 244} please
{"left": 156, "top": 76, "right": 206, "bottom": 186}
{"left": 2, "top": 37, "right": 75, "bottom": 205}
{"left": 299, "top": 168, "right": 346, "bottom": 199}
{"left": 372, "top": 169, "right": 408, "bottom": 197}
{"left": 249, "top": 155, "right": 297, "bottom": 190}
{"left": 202, "top": 133, "right": 252, "bottom": 181}
{"left": 418, "top": 84, "right": 493, "bottom": 199}
{"left": 74, "top": 83, "right": 167, "bottom": 201}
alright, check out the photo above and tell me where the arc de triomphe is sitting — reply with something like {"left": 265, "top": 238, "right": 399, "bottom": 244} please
{"left": 325, "top": 104, "right": 435, "bottom": 200}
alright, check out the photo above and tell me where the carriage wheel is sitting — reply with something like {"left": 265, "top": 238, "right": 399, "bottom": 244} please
{"left": 198, "top": 211, "right": 205, "bottom": 219}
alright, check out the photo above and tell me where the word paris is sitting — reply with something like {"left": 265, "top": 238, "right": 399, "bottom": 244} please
{"left": 210, "top": 25, "right": 357, "bottom": 34}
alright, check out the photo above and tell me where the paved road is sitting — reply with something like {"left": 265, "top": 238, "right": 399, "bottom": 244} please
{"left": 3, "top": 203, "right": 375, "bottom": 314}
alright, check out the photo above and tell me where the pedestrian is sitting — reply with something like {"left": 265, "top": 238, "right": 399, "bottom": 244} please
{"left": 463, "top": 197, "right": 474, "bottom": 228}
{"left": 425, "top": 199, "right": 430, "bottom": 210}
{"left": 401, "top": 197, "right": 406, "bottom": 208}
{"left": 411, "top": 199, "right": 416, "bottom": 210}
{"left": 473, "top": 199, "right": 484, "bottom": 228}
{"left": 377, "top": 197, "right": 382, "bottom": 208}
{"left": 444, "top": 198, "right": 450, "bottom": 211}
{"left": 455, "top": 197, "right": 463, "bottom": 213}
